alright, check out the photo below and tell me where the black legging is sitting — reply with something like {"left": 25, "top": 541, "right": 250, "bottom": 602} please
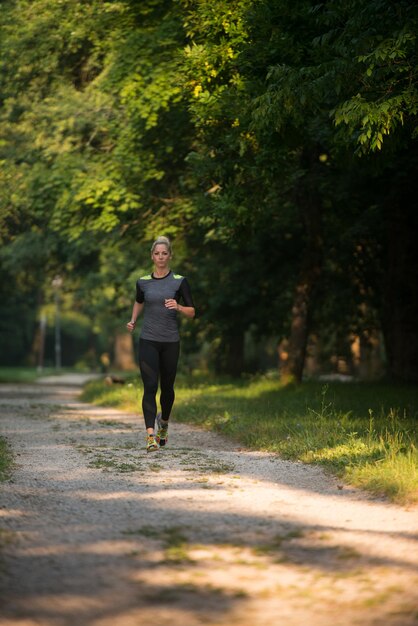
{"left": 138, "top": 338, "right": 180, "bottom": 429}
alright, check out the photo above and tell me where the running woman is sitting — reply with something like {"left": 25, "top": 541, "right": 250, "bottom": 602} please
{"left": 126, "top": 236, "right": 195, "bottom": 452}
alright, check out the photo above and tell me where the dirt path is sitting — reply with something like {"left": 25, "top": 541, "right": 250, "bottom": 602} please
{"left": 0, "top": 378, "right": 417, "bottom": 626}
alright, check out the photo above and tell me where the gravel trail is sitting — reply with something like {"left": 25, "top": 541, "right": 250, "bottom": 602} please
{"left": 0, "top": 378, "right": 417, "bottom": 626}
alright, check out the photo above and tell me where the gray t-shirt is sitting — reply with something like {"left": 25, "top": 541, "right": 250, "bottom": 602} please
{"left": 135, "top": 271, "right": 194, "bottom": 342}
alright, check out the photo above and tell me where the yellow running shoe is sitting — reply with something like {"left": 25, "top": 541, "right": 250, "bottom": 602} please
{"left": 156, "top": 413, "right": 168, "bottom": 447}
{"left": 146, "top": 434, "right": 159, "bottom": 453}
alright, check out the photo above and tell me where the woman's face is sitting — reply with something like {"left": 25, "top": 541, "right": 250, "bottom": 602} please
{"left": 152, "top": 244, "right": 171, "bottom": 268}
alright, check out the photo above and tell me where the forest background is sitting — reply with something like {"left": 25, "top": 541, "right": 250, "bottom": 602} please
{"left": 1, "top": 0, "right": 417, "bottom": 383}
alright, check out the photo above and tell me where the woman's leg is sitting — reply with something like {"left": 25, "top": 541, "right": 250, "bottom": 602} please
{"left": 159, "top": 341, "right": 180, "bottom": 421}
{"left": 138, "top": 339, "right": 160, "bottom": 432}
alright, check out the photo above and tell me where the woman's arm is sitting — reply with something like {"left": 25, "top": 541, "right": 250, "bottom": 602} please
{"left": 178, "top": 303, "right": 195, "bottom": 319}
{"left": 126, "top": 301, "right": 144, "bottom": 332}
{"left": 165, "top": 276, "right": 195, "bottom": 318}
{"left": 164, "top": 299, "right": 195, "bottom": 318}
{"left": 178, "top": 276, "right": 195, "bottom": 318}
{"left": 173, "top": 302, "right": 195, "bottom": 318}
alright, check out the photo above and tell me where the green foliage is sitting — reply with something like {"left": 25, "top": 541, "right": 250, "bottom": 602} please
{"left": 0, "top": 0, "right": 196, "bottom": 365}
{"left": 331, "top": 5, "right": 418, "bottom": 153}
{"left": 0, "top": 0, "right": 417, "bottom": 378}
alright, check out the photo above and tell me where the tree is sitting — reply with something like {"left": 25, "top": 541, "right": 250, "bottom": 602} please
{"left": 1, "top": 0, "right": 417, "bottom": 381}
{"left": 0, "top": 0, "right": 195, "bottom": 367}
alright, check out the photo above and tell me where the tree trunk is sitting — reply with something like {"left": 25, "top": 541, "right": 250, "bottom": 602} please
{"left": 214, "top": 330, "right": 245, "bottom": 377}
{"left": 281, "top": 263, "right": 321, "bottom": 383}
{"left": 113, "top": 333, "right": 137, "bottom": 371}
{"left": 225, "top": 331, "right": 245, "bottom": 377}
{"left": 281, "top": 149, "right": 323, "bottom": 384}
{"left": 382, "top": 196, "right": 418, "bottom": 382}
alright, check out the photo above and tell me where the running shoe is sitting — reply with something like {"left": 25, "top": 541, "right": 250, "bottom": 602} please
{"left": 146, "top": 434, "right": 159, "bottom": 453}
{"left": 156, "top": 413, "right": 169, "bottom": 447}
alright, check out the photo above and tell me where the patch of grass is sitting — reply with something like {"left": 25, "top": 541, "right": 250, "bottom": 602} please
{"left": 0, "top": 366, "right": 74, "bottom": 383}
{"left": 254, "top": 529, "right": 305, "bottom": 555}
{"left": 122, "top": 525, "right": 193, "bottom": 564}
{"left": 122, "top": 525, "right": 162, "bottom": 538}
{"left": 359, "top": 590, "right": 395, "bottom": 608}
{"left": 81, "top": 375, "right": 418, "bottom": 503}
{"left": 80, "top": 377, "right": 139, "bottom": 411}
{"left": 88, "top": 455, "right": 142, "bottom": 473}
{"left": 143, "top": 581, "right": 241, "bottom": 604}
{"left": 336, "top": 546, "right": 361, "bottom": 560}
{"left": 164, "top": 542, "right": 193, "bottom": 564}
{"left": 346, "top": 445, "right": 418, "bottom": 504}
{"left": 197, "top": 459, "right": 235, "bottom": 474}
{"left": 0, "top": 437, "right": 13, "bottom": 481}
{"left": 118, "top": 442, "right": 138, "bottom": 449}
{"left": 117, "top": 462, "right": 142, "bottom": 473}
{"left": 148, "top": 463, "right": 162, "bottom": 472}
{"left": 0, "top": 528, "right": 17, "bottom": 547}
{"left": 97, "top": 419, "right": 133, "bottom": 429}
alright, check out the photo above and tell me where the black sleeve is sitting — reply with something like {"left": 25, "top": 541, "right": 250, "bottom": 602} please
{"left": 178, "top": 277, "right": 194, "bottom": 307}
{"left": 135, "top": 281, "right": 144, "bottom": 303}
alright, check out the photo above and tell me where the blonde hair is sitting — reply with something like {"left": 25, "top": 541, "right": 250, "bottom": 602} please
{"left": 151, "top": 236, "right": 172, "bottom": 255}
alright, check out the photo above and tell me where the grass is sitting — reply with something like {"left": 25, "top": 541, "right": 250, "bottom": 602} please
{"left": 0, "top": 437, "right": 13, "bottom": 481}
{"left": 81, "top": 373, "right": 418, "bottom": 503}
{"left": 0, "top": 366, "right": 78, "bottom": 383}
{"left": 0, "top": 366, "right": 47, "bottom": 383}
{"left": 122, "top": 525, "right": 193, "bottom": 564}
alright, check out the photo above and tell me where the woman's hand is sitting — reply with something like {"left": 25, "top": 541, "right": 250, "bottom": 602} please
{"left": 126, "top": 320, "right": 136, "bottom": 332}
{"left": 164, "top": 299, "right": 179, "bottom": 311}
{"left": 164, "top": 299, "right": 195, "bottom": 318}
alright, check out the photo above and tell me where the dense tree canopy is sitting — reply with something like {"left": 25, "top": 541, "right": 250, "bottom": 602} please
{"left": 1, "top": 0, "right": 417, "bottom": 381}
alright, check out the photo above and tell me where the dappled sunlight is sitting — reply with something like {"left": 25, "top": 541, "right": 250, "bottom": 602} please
{"left": 0, "top": 508, "right": 27, "bottom": 519}
{"left": 17, "top": 539, "right": 144, "bottom": 557}
{"left": 8, "top": 530, "right": 417, "bottom": 626}
{"left": 59, "top": 403, "right": 140, "bottom": 422}
{"left": 73, "top": 490, "right": 142, "bottom": 502}
{"left": 1, "top": 380, "right": 418, "bottom": 626}
{"left": 1, "top": 0, "right": 418, "bottom": 620}
{"left": 16, "top": 594, "right": 114, "bottom": 618}
{"left": 6, "top": 472, "right": 415, "bottom": 574}
{"left": 24, "top": 594, "right": 104, "bottom": 611}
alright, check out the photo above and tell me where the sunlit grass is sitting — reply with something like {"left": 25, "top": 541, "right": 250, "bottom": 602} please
{"left": 80, "top": 374, "right": 418, "bottom": 503}
{"left": 346, "top": 438, "right": 418, "bottom": 504}
{"left": 81, "top": 379, "right": 141, "bottom": 412}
